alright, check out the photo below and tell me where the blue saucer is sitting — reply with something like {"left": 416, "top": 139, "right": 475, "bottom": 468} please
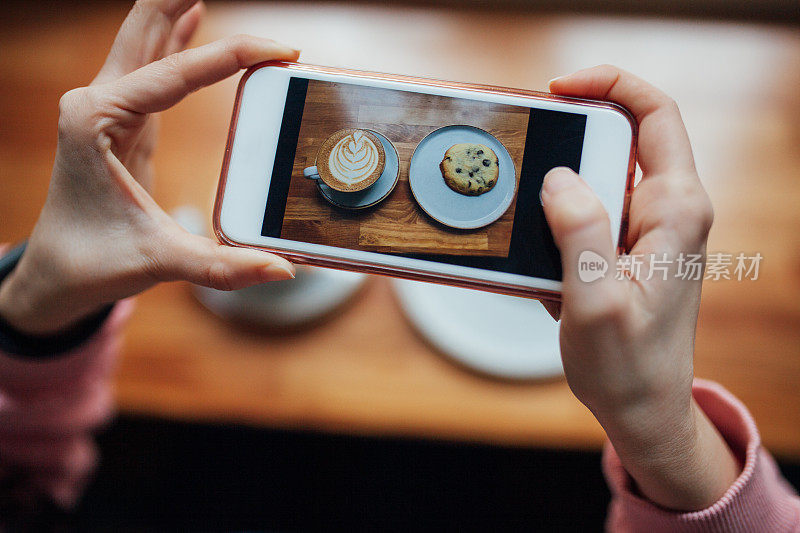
{"left": 316, "top": 130, "right": 399, "bottom": 210}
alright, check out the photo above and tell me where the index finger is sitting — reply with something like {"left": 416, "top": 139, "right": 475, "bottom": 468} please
{"left": 95, "top": 0, "right": 201, "bottom": 83}
{"left": 549, "top": 65, "right": 696, "bottom": 176}
{"left": 110, "top": 35, "right": 300, "bottom": 115}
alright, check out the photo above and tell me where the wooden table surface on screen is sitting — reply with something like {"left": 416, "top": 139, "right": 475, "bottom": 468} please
{"left": 281, "top": 80, "right": 528, "bottom": 256}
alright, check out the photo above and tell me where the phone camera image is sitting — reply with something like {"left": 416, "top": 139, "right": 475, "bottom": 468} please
{"left": 259, "top": 76, "right": 589, "bottom": 283}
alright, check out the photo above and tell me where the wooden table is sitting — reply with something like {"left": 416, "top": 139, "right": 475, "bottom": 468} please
{"left": 284, "top": 80, "right": 527, "bottom": 256}
{"left": 2, "top": 2, "right": 800, "bottom": 459}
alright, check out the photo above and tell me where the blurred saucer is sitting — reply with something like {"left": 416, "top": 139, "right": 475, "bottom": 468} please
{"left": 194, "top": 266, "right": 367, "bottom": 328}
{"left": 171, "top": 205, "right": 368, "bottom": 328}
{"left": 392, "top": 279, "right": 562, "bottom": 379}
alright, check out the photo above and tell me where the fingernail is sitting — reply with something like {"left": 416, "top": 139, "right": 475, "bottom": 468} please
{"left": 548, "top": 75, "right": 566, "bottom": 88}
{"left": 279, "top": 44, "right": 301, "bottom": 55}
{"left": 263, "top": 262, "right": 295, "bottom": 280}
{"left": 541, "top": 167, "right": 579, "bottom": 203}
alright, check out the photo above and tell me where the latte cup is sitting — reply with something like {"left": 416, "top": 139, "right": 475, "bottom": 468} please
{"left": 305, "top": 128, "right": 386, "bottom": 192}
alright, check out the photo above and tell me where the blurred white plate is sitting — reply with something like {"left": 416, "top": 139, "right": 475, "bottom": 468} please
{"left": 392, "top": 279, "right": 562, "bottom": 379}
{"left": 408, "top": 125, "right": 516, "bottom": 229}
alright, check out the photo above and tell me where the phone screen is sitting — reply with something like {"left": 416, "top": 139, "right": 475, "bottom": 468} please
{"left": 260, "top": 77, "right": 587, "bottom": 282}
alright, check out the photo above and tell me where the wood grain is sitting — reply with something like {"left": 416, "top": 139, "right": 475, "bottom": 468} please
{"left": 1, "top": 2, "right": 799, "bottom": 458}
{"left": 281, "top": 80, "right": 529, "bottom": 256}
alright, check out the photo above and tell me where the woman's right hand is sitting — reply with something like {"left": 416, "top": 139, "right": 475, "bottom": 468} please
{"left": 0, "top": 0, "right": 298, "bottom": 335}
{"left": 541, "top": 65, "right": 740, "bottom": 511}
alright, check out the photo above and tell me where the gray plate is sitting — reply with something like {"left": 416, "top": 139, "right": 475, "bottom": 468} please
{"left": 317, "top": 130, "right": 399, "bottom": 210}
{"left": 409, "top": 125, "right": 516, "bottom": 229}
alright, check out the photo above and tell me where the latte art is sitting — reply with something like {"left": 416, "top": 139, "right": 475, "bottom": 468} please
{"left": 315, "top": 128, "right": 385, "bottom": 192}
{"left": 327, "top": 130, "right": 380, "bottom": 184}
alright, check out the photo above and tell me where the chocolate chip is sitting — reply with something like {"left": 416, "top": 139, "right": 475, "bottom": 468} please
{"left": 476, "top": 149, "right": 484, "bottom": 155}
{"left": 467, "top": 181, "right": 472, "bottom": 188}
{"left": 445, "top": 156, "right": 451, "bottom": 161}
{"left": 472, "top": 167, "right": 479, "bottom": 172}
{"left": 455, "top": 168, "right": 462, "bottom": 173}
{"left": 482, "top": 159, "right": 491, "bottom": 167}
{"left": 469, "top": 172, "right": 474, "bottom": 177}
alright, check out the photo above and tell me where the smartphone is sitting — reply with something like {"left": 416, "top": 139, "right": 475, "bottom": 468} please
{"left": 214, "top": 61, "right": 636, "bottom": 300}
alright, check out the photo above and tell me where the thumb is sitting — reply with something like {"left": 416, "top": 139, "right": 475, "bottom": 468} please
{"left": 162, "top": 231, "right": 295, "bottom": 290}
{"left": 541, "top": 167, "right": 619, "bottom": 312}
{"left": 540, "top": 300, "right": 562, "bottom": 321}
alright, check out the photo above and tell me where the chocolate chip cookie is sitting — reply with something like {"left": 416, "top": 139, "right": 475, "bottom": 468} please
{"left": 439, "top": 143, "right": 499, "bottom": 196}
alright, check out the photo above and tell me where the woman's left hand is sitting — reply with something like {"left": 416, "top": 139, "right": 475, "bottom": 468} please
{"left": 0, "top": 0, "right": 298, "bottom": 334}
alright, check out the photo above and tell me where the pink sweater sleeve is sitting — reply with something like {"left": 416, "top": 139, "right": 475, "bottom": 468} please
{"left": 603, "top": 379, "right": 800, "bottom": 532}
{"left": 0, "top": 299, "right": 133, "bottom": 509}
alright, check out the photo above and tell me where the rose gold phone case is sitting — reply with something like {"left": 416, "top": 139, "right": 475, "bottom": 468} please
{"left": 214, "top": 61, "right": 637, "bottom": 301}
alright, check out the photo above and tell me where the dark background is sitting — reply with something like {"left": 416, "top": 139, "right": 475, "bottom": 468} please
{"left": 3, "top": 0, "right": 799, "bottom": 26}
{"left": 17, "top": 416, "right": 785, "bottom": 531}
